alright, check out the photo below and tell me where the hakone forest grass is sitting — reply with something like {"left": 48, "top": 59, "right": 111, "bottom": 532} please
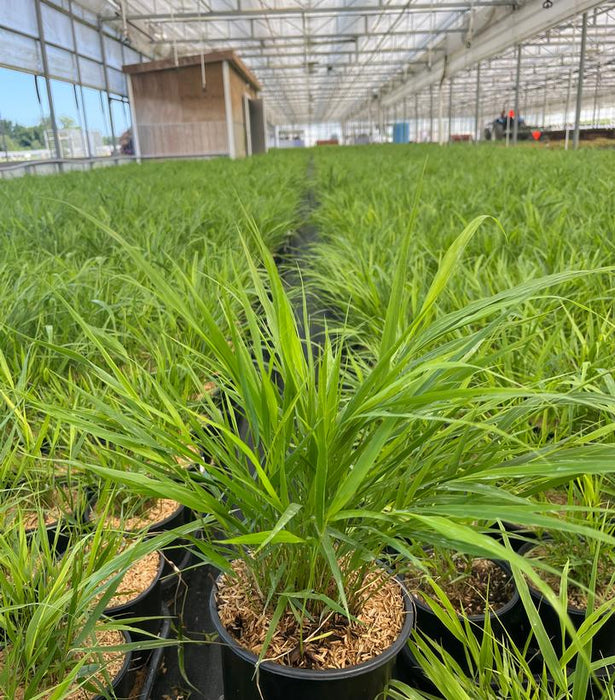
{"left": 1, "top": 144, "right": 615, "bottom": 699}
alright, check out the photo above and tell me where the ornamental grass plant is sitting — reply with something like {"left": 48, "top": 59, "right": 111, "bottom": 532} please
{"left": 35, "top": 201, "right": 615, "bottom": 667}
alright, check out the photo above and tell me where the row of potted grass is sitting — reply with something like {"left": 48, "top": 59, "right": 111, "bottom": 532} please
{"left": 0, "top": 152, "right": 309, "bottom": 698}
{"left": 302, "top": 145, "right": 615, "bottom": 697}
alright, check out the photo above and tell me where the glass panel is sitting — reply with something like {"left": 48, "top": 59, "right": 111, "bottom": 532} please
{"left": 0, "top": 0, "right": 38, "bottom": 36}
{"left": 0, "top": 27, "right": 42, "bottom": 73}
{"left": 107, "top": 67, "right": 127, "bottom": 96}
{"left": 110, "top": 95, "right": 131, "bottom": 154}
{"left": 47, "top": 45, "right": 78, "bottom": 82}
{"left": 75, "top": 21, "right": 102, "bottom": 61}
{"left": 82, "top": 87, "right": 113, "bottom": 157}
{"left": 41, "top": 4, "right": 74, "bottom": 50}
{"left": 79, "top": 56, "right": 105, "bottom": 90}
{"left": 50, "top": 79, "right": 88, "bottom": 158}
{"left": 124, "top": 47, "right": 141, "bottom": 66}
{"left": 103, "top": 36, "right": 124, "bottom": 69}
{"left": 0, "top": 67, "right": 54, "bottom": 161}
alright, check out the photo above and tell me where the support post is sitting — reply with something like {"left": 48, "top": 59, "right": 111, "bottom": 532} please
{"left": 98, "top": 21, "right": 118, "bottom": 155}
{"left": 34, "top": 0, "right": 62, "bottom": 166}
{"left": 448, "top": 78, "right": 453, "bottom": 143}
{"left": 592, "top": 67, "right": 600, "bottom": 126}
{"left": 126, "top": 74, "right": 142, "bottom": 162}
{"left": 512, "top": 45, "right": 521, "bottom": 145}
{"left": 474, "top": 62, "right": 481, "bottom": 143}
{"left": 564, "top": 69, "right": 573, "bottom": 150}
{"left": 573, "top": 12, "right": 588, "bottom": 150}
{"left": 222, "top": 61, "right": 236, "bottom": 158}
{"left": 69, "top": 1, "right": 91, "bottom": 159}
{"left": 243, "top": 95, "right": 253, "bottom": 156}
{"left": 438, "top": 83, "right": 444, "bottom": 144}
{"left": 429, "top": 84, "right": 434, "bottom": 142}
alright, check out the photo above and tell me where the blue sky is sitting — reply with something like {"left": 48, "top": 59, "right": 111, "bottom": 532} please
{"left": 0, "top": 66, "right": 123, "bottom": 136}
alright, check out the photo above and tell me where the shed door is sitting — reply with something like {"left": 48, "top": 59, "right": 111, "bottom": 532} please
{"left": 248, "top": 99, "right": 267, "bottom": 154}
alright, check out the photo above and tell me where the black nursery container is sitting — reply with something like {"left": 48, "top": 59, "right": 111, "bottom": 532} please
{"left": 486, "top": 521, "right": 537, "bottom": 553}
{"left": 92, "top": 629, "right": 135, "bottom": 700}
{"left": 519, "top": 541, "right": 615, "bottom": 661}
{"left": 104, "top": 551, "right": 164, "bottom": 640}
{"left": 25, "top": 489, "right": 92, "bottom": 556}
{"left": 147, "top": 502, "right": 195, "bottom": 589}
{"left": 87, "top": 500, "right": 195, "bottom": 594}
{"left": 397, "top": 559, "right": 522, "bottom": 683}
{"left": 209, "top": 576, "right": 415, "bottom": 700}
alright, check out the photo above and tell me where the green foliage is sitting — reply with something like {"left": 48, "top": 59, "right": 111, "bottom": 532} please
{"left": 2, "top": 146, "right": 615, "bottom": 694}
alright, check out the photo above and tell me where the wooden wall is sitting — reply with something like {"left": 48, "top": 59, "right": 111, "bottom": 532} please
{"left": 229, "top": 67, "right": 257, "bottom": 157}
{"left": 131, "top": 63, "right": 229, "bottom": 157}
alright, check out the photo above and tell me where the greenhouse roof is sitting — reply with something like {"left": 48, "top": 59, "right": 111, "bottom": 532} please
{"left": 89, "top": 1, "right": 615, "bottom": 124}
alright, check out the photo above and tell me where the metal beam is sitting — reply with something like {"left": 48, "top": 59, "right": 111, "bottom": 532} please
{"left": 380, "top": 0, "right": 606, "bottom": 109}
{"left": 105, "top": 2, "right": 513, "bottom": 23}
{"left": 474, "top": 62, "right": 481, "bottom": 142}
{"left": 512, "top": 45, "right": 521, "bottom": 144}
{"left": 148, "top": 28, "right": 468, "bottom": 45}
{"left": 98, "top": 20, "right": 118, "bottom": 155}
{"left": 222, "top": 60, "right": 236, "bottom": 159}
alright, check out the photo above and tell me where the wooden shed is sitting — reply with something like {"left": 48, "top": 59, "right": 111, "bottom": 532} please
{"left": 123, "top": 51, "right": 266, "bottom": 159}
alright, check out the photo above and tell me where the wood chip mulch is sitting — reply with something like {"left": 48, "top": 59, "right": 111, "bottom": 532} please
{"left": 104, "top": 549, "right": 161, "bottom": 608}
{"left": 97, "top": 497, "right": 180, "bottom": 531}
{"left": 216, "top": 560, "right": 405, "bottom": 670}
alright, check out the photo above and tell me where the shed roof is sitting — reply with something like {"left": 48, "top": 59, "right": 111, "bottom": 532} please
{"left": 123, "top": 50, "right": 261, "bottom": 91}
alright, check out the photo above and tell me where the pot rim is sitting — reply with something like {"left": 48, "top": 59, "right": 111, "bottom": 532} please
{"left": 104, "top": 548, "right": 164, "bottom": 614}
{"left": 146, "top": 501, "right": 186, "bottom": 532}
{"left": 410, "top": 557, "right": 521, "bottom": 622}
{"left": 210, "top": 571, "right": 415, "bottom": 680}
{"left": 92, "top": 627, "right": 132, "bottom": 700}
{"left": 86, "top": 498, "right": 185, "bottom": 533}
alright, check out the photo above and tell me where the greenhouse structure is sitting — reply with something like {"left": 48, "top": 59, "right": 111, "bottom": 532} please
{"left": 1, "top": 1, "right": 615, "bottom": 700}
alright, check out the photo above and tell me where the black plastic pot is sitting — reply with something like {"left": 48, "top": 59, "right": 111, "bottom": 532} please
{"left": 160, "top": 536, "right": 197, "bottom": 598}
{"left": 485, "top": 521, "right": 537, "bottom": 553}
{"left": 87, "top": 500, "right": 193, "bottom": 577}
{"left": 146, "top": 502, "right": 195, "bottom": 579}
{"left": 104, "top": 550, "right": 164, "bottom": 640}
{"left": 520, "top": 541, "right": 615, "bottom": 661}
{"left": 92, "top": 629, "right": 135, "bottom": 700}
{"left": 24, "top": 490, "right": 92, "bottom": 555}
{"left": 398, "top": 558, "right": 522, "bottom": 678}
{"left": 395, "top": 648, "right": 443, "bottom": 697}
{"left": 209, "top": 574, "right": 415, "bottom": 700}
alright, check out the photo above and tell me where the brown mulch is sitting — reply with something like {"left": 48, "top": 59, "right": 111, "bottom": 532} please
{"left": 96, "top": 497, "right": 180, "bottom": 532}
{"left": 407, "top": 555, "right": 515, "bottom": 616}
{"left": 103, "top": 549, "right": 161, "bottom": 608}
{"left": 3, "top": 486, "right": 81, "bottom": 530}
{"left": 0, "top": 628, "right": 126, "bottom": 700}
{"left": 216, "top": 560, "right": 405, "bottom": 670}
